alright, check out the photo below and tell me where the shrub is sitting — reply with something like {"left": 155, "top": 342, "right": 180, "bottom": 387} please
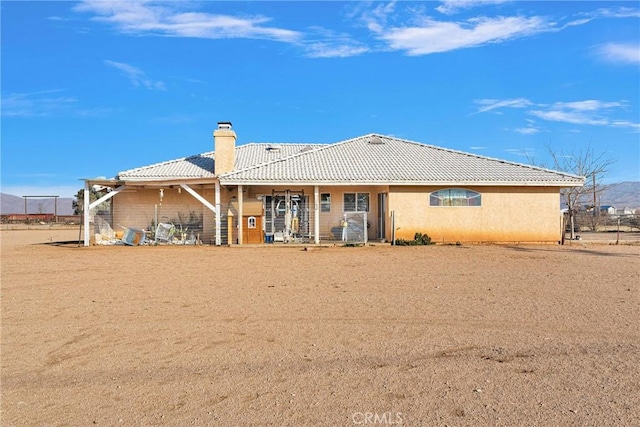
{"left": 394, "top": 232, "right": 434, "bottom": 246}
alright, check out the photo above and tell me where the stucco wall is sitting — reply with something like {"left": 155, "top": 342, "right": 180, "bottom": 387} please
{"left": 247, "top": 185, "right": 388, "bottom": 240}
{"left": 388, "top": 186, "right": 562, "bottom": 243}
{"left": 106, "top": 184, "right": 562, "bottom": 244}
{"left": 108, "top": 187, "right": 220, "bottom": 243}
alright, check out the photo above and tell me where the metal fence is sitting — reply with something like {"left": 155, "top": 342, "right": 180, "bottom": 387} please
{"left": 89, "top": 197, "right": 214, "bottom": 246}
{"left": 1, "top": 214, "right": 80, "bottom": 224}
{"left": 342, "top": 211, "right": 368, "bottom": 245}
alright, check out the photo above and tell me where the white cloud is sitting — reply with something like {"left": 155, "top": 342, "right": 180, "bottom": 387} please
{"left": 594, "top": 7, "right": 640, "bottom": 19}
{"left": 474, "top": 98, "right": 639, "bottom": 132}
{"left": 74, "top": 0, "right": 302, "bottom": 43}
{"left": 1, "top": 90, "right": 77, "bottom": 117}
{"left": 553, "top": 100, "right": 625, "bottom": 111}
{"left": 304, "top": 43, "right": 369, "bottom": 58}
{"left": 529, "top": 100, "right": 637, "bottom": 129}
{"left": 359, "top": 1, "right": 398, "bottom": 32}
{"left": 514, "top": 127, "right": 540, "bottom": 135}
{"left": 594, "top": 42, "right": 640, "bottom": 65}
{"left": 610, "top": 120, "right": 640, "bottom": 132}
{"left": 436, "top": 0, "right": 510, "bottom": 15}
{"left": 302, "top": 26, "right": 370, "bottom": 58}
{"left": 362, "top": 2, "right": 635, "bottom": 56}
{"left": 76, "top": 1, "right": 374, "bottom": 58}
{"left": 529, "top": 108, "right": 604, "bottom": 125}
{"left": 473, "top": 98, "right": 533, "bottom": 114}
{"left": 73, "top": 1, "right": 640, "bottom": 61}
{"left": 104, "top": 60, "right": 166, "bottom": 90}
{"left": 375, "top": 15, "right": 550, "bottom": 55}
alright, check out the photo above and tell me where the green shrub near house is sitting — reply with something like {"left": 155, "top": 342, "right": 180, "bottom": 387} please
{"left": 394, "top": 232, "right": 434, "bottom": 246}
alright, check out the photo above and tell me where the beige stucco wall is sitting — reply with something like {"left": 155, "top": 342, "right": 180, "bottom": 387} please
{"left": 247, "top": 185, "right": 388, "bottom": 240}
{"left": 213, "top": 128, "right": 236, "bottom": 175}
{"left": 106, "top": 186, "right": 221, "bottom": 243}
{"left": 388, "top": 186, "right": 562, "bottom": 243}
{"left": 104, "top": 183, "right": 562, "bottom": 244}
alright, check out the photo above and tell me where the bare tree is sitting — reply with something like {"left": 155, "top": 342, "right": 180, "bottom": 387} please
{"left": 557, "top": 147, "right": 613, "bottom": 238}
{"left": 531, "top": 145, "right": 615, "bottom": 241}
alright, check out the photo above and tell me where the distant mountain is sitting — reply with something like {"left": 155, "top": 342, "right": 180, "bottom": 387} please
{"left": 598, "top": 181, "right": 640, "bottom": 208}
{"left": 1, "top": 193, "right": 76, "bottom": 215}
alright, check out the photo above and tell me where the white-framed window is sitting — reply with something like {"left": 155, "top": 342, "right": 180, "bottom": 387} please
{"left": 430, "top": 189, "right": 481, "bottom": 207}
{"left": 247, "top": 216, "right": 257, "bottom": 228}
{"left": 320, "top": 193, "right": 331, "bottom": 212}
{"left": 344, "top": 192, "right": 369, "bottom": 212}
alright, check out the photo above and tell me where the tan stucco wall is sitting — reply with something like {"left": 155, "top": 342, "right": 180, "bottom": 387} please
{"left": 108, "top": 186, "right": 221, "bottom": 243}
{"left": 388, "top": 186, "right": 562, "bottom": 243}
{"left": 213, "top": 128, "right": 236, "bottom": 175}
{"left": 247, "top": 185, "right": 388, "bottom": 240}
{"left": 105, "top": 183, "right": 562, "bottom": 244}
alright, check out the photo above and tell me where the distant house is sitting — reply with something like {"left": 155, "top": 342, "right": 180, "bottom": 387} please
{"left": 616, "top": 207, "right": 637, "bottom": 216}
{"left": 600, "top": 205, "right": 616, "bottom": 215}
{"left": 83, "top": 122, "right": 584, "bottom": 246}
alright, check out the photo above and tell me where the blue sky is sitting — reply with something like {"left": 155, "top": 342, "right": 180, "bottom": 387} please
{"left": 2, "top": 1, "right": 639, "bottom": 198}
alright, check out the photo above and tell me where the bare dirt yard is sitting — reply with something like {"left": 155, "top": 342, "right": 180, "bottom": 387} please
{"left": 2, "top": 228, "right": 639, "bottom": 426}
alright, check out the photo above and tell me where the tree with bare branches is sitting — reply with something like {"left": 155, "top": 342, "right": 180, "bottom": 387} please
{"left": 531, "top": 145, "right": 615, "bottom": 241}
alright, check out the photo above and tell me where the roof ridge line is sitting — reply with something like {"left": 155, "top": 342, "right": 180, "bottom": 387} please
{"left": 118, "top": 151, "right": 214, "bottom": 176}
{"left": 220, "top": 134, "right": 381, "bottom": 178}
{"left": 386, "top": 134, "right": 585, "bottom": 180}
{"left": 220, "top": 141, "right": 337, "bottom": 177}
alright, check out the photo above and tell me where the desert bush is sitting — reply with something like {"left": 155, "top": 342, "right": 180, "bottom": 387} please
{"left": 394, "top": 232, "right": 434, "bottom": 246}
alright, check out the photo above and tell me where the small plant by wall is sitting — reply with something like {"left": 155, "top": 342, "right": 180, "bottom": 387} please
{"left": 394, "top": 232, "right": 434, "bottom": 246}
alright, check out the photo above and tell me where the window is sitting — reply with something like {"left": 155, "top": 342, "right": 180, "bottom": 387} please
{"left": 430, "top": 189, "right": 481, "bottom": 207}
{"left": 344, "top": 192, "right": 369, "bottom": 212}
{"left": 320, "top": 193, "right": 331, "bottom": 212}
{"left": 247, "top": 216, "right": 257, "bottom": 228}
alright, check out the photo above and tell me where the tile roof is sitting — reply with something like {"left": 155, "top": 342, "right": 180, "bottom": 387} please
{"left": 115, "top": 134, "right": 583, "bottom": 186}
{"left": 117, "top": 143, "right": 320, "bottom": 181}
{"left": 220, "top": 134, "right": 584, "bottom": 186}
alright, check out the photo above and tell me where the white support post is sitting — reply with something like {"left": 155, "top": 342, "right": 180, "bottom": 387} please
{"left": 84, "top": 184, "right": 128, "bottom": 247}
{"left": 89, "top": 185, "right": 127, "bottom": 210}
{"left": 314, "top": 185, "right": 320, "bottom": 244}
{"left": 179, "top": 184, "right": 218, "bottom": 245}
{"left": 179, "top": 184, "right": 216, "bottom": 212}
{"left": 237, "top": 185, "right": 243, "bottom": 245}
{"left": 83, "top": 181, "right": 90, "bottom": 247}
{"left": 215, "top": 181, "right": 221, "bottom": 246}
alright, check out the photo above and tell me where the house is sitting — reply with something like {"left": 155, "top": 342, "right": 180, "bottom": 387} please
{"left": 616, "top": 207, "right": 637, "bottom": 216}
{"left": 600, "top": 205, "right": 616, "bottom": 216}
{"left": 83, "top": 122, "right": 584, "bottom": 246}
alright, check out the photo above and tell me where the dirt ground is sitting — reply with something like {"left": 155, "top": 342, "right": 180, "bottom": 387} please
{"left": 2, "top": 228, "right": 639, "bottom": 426}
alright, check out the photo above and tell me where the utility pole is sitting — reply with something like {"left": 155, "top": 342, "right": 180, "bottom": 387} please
{"left": 592, "top": 172, "right": 597, "bottom": 231}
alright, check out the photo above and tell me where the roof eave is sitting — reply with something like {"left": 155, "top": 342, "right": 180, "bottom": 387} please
{"left": 219, "top": 179, "right": 585, "bottom": 187}
{"left": 111, "top": 177, "right": 216, "bottom": 186}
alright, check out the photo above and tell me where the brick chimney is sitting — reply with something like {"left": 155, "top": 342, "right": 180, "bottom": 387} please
{"left": 213, "top": 121, "right": 236, "bottom": 175}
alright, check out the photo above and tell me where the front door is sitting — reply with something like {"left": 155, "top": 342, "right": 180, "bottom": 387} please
{"left": 243, "top": 216, "right": 263, "bottom": 244}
